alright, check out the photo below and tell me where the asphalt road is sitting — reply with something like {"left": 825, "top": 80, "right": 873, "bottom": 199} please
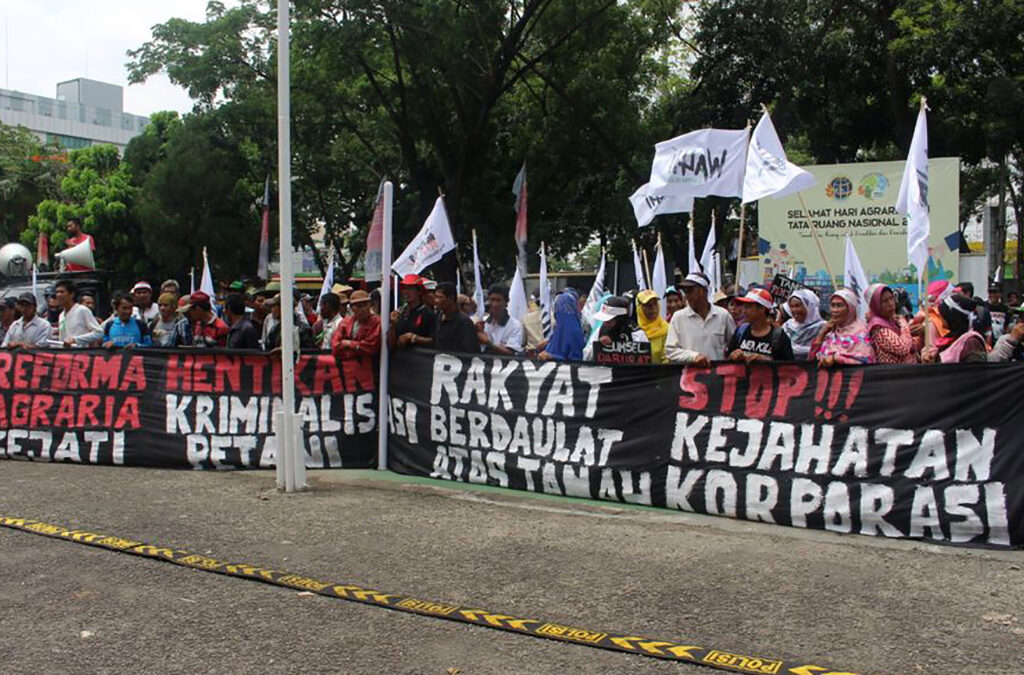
{"left": 1, "top": 462, "right": 1021, "bottom": 675}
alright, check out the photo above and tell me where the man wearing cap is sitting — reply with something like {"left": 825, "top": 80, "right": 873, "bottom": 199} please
{"left": 663, "top": 286, "right": 684, "bottom": 321}
{"left": 181, "top": 291, "right": 229, "bottom": 348}
{"left": 2, "top": 293, "right": 50, "bottom": 349}
{"left": 389, "top": 274, "right": 437, "bottom": 350}
{"left": 727, "top": 288, "right": 793, "bottom": 362}
{"left": 664, "top": 272, "right": 735, "bottom": 366}
{"left": 333, "top": 289, "right": 381, "bottom": 360}
{"left": 987, "top": 283, "right": 1009, "bottom": 341}
{"left": 131, "top": 281, "right": 160, "bottom": 324}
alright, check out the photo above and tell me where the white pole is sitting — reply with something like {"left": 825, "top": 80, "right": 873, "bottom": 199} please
{"left": 276, "top": 0, "right": 304, "bottom": 492}
{"left": 377, "top": 182, "right": 394, "bottom": 470}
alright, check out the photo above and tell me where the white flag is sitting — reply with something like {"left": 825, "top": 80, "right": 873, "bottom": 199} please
{"left": 742, "top": 111, "right": 816, "bottom": 203}
{"left": 687, "top": 224, "right": 699, "bottom": 275}
{"left": 629, "top": 183, "right": 693, "bottom": 228}
{"left": 472, "top": 230, "right": 485, "bottom": 321}
{"left": 632, "top": 240, "right": 648, "bottom": 291}
{"left": 896, "top": 101, "right": 930, "bottom": 278}
{"left": 699, "top": 222, "right": 717, "bottom": 279}
{"left": 651, "top": 237, "right": 667, "bottom": 310}
{"left": 583, "top": 250, "right": 606, "bottom": 323}
{"left": 318, "top": 255, "right": 335, "bottom": 302}
{"left": 200, "top": 247, "right": 215, "bottom": 298}
{"left": 538, "top": 242, "right": 552, "bottom": 339}
{"left": 649, "top": 128, "right": 748, "bottom": 200}
{"left": 508, "top": 264, "right": 527, "bottom": 324}
{"left": 392, "top": 196, "right": 456, "bottom": 277}
{"left": 844, "top": 235, "right": 870, "bottom": 320}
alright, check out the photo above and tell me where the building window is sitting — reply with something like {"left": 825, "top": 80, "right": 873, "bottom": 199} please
{"left": 38, "top": 99, "right": 52, "bottom": 117}
{"left": 46, "top": 133, "right": 91, "bottom": 150}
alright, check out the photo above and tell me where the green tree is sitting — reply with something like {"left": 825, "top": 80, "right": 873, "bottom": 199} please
{"left": 0, "top": 124, "right": 67, "bottom": 244}
{"left": 21, "top": 145, "right": 141, "bottom": 274}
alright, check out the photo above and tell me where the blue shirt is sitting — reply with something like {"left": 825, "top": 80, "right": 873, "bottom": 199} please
{"left": 104, "top": 317, "right": 152, "bottom": 347}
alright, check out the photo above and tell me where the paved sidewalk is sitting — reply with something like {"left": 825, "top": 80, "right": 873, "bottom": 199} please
{"left": 1, "top": 462, "right": 1021, "bottom": 674}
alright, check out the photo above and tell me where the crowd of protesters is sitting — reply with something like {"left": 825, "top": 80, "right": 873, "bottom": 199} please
{"left": 2, "top": 268, "right": 1023, "bottom": 367}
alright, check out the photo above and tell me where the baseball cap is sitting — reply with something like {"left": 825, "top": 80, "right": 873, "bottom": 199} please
{"left": 131, "top": 281, "right": 153, "bottom": 293}
{"left": 636, "top": 289, "right": 659, "bottom": 305}
{"left": 663, "top": 285, "right": 682, "bottom": 298}
{"left": 422, "top": 279, "right": 437, "bottom": 291}
{"left": 399, "top": 274, "right": 424, "bottom": 287}
{"left": 15, "top": 292, "right": 36, "bottom": 305}
{"left": 177, "top": 291, "right": 211, "bottom": 314}
{"left": 679, "top": 272, "right": 710, "bottom": 289}
{"left": 734, "top": 288, "right": 774, "bottom": 309}
{"left": 593, "top": 296, "right": 630, "bottom": 322}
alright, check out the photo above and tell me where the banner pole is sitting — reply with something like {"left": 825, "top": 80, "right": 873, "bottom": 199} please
{"left": 642, "top": 247, "right": 652, "bottom": 290}
{"left": 735, "top": 202, "right": 746, "bottom": 289}
{"left": 275, "top": 0, "right": 304, "bottom": 492}
{"left": 796, "top": 192, "right": 839, "bottom": 290}
{"left": 377, "top": 181, "right": 394, "bottom": 471}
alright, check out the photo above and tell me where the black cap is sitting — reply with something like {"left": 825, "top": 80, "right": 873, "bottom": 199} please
{"left": 15, "top": 292, "right": 36, "bottom": 305}
{"left": 604, "top": 296, "right": 631, "bottom": 310}
{"left": 989, "top": 283, "right": 1002, "bottom": 293}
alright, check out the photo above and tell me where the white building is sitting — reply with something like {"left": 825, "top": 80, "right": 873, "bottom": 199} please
{"left": 0, "top": 78, "right": 149, "bottom": 152}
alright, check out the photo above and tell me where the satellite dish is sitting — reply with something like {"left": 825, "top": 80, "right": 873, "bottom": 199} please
{"left": 0, "top": 243, "right": 33, "bottom": 276}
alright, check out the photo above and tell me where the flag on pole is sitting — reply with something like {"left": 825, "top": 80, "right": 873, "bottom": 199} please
{"left": 512, "top": 162, "right": 528, "bottom": 275}
{"left": 364, "top": 178, "right": 386, "bottom": 283}
{"left": 472, "top": 229, "right": 485, "bottom": 321}
{"left": 318, "top": 252, "right": 335, "bottom": 303}
{"left": 896, "top": 99, "right": 931, "bottom": 279}
{"left": 538, "top": 242, "right": 552, "bottom": 339}
{"left": 257, "top": 176, "right": 271, "bottom": 280}
{"left": 392, "top": 196, "right": 456, "bottom": 277}
{"left": 200, "top": 247, "right": 215, "bottom": 298}
{"left": 648, "top": 128, "right": 748, "bottom": 200}
{"left": 699, "top": 220, "right": 717, "bottom": 277}
{"left": 629, "top": 183, "right": 693, "bottom": 228}
{"left": 508, "top": 264, "right": 527, "bottom": 324}
{"left": 651, "top": 236, "right": 667, "bottom": 311}
{"left": 31, "top": 263, "right": 37, "bottom": 306}
{"left": 456, "top": 267, "right": 462, "bottom": 297}
{"left": 632, "top": 240, "right": 648, "bottom": 291}
{"left": 742, "top": 111, "right": 817, "bottom": 203}
{"left": 844, "top": 235, "right": 870, "bottom": 319}
{"left": 36, "top": 234, "right": 49, "bottom": 268}
{"left": 583, "top": 249, "right": 607, "bottom": 323}
{"left": 687, "top": 224, "right": 699, "bottom": 275}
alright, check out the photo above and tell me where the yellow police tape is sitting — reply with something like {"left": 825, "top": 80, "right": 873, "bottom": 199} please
{"left": 0, "top": 515, "right": 861, "bottom": 675}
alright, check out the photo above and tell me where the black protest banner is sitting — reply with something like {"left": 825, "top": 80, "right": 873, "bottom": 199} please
{"left": 768, "top": 274, "right": 810, "bottom": 306}
{"left": 387, "top": 349, "right": 1024, "bottom": 548}
{"left": 0, "top": 349, "right": 376, "bottom": 469}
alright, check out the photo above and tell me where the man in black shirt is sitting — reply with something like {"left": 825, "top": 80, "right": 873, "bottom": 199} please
{"left": 434, "top": 282, "right": 478, "bottom": 353}
{"left": 224, "top": 293, "right": 261, "bottom": 349}
{"left": 727, "top": 288, "right": 794, "bottom": 362}
{"left": 388, "top": 274, "right": 437, "bottom": 350}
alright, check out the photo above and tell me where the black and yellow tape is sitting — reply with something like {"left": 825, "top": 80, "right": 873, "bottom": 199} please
{"left": 0, "top": 515, "right": 861, "bottom": 675}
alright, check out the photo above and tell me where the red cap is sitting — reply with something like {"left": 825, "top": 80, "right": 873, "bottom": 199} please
{"left": 734, "top": 288, "right": 774, "bottom": 309}
{"left": 399, "top": 274, "right": 424, "bottom": 287}
{"left": 189, "top": 291, "right": 211, "bottom": 304}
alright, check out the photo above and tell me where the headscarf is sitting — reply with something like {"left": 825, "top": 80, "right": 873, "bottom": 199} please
{"left": 782, "top": 289, "right": 824, "bottom": 359}
{"left": 636, "top": 289, "right": 669, "bottom": 363}
{"left": 866, "top": 283, "right": 900, "bottom": 333}
{"left": 818, "top": 289, "right": 874, "bottom": 364}
{"left": 582, "top": 292, "right": 613, "bottom": 360}
{"left": 544, "top": 289, "right": 585, "bottom": 361}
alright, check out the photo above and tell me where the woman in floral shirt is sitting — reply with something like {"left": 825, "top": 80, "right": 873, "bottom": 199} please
{"left": 865, "top": 284, "right": 918, "bottom": 364}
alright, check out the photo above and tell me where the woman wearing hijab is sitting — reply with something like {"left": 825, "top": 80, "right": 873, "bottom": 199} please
{"left": 865, "top": 283, "right": 918, "bottom": 364}
{"left": 635, "top": 289, "right": 670, "bottom": 363}
{"left": 923, "top": 293, "right": 987, "bottom": 363}
{"left": 782, "top": 289, "right": 825, "bottom": 360}
{"left": 539, "top": 289, "right": 585, "bottom": 361}
{"left": 814, "top": 288, "right": 874, "bottom": 366}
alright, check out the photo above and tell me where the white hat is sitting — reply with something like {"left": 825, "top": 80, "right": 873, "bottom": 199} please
{"left": 131, "top": 281, "right": 153, "bottom": 293}
{"left": 678, "top": 273, "right": 710, "bottom": 290}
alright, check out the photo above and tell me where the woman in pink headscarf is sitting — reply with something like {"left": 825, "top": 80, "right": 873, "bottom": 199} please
{"left": 813, "top": 288, "right": 875, "bottom": 366}
{"left": 865, "top": 283, "right": 918, "bottom": 364}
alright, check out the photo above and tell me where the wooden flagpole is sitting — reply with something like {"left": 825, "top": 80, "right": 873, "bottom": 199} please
{"left": 642, "top": 246, "right": 652, "bottom": 289}
{"left": 796, "top": 192, "right": 839, "bottom": 290}
{"left": 735, "top": 203, "right": 746, "bottom": 290}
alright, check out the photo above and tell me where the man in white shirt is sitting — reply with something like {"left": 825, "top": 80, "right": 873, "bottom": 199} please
{"left": 476, "top": 285, "right": 524, "bottom": 354}
{"left": 664, "top": 272, "right": 735, "bottom": 366}
{"left": 131, "top": 281, "right": 160, "bottom": 323}
{"left": 55, "top": 279, "right": 104, "bottom": 347}
{"left": 1, "top": 293, "right": 52, "bottom": 349}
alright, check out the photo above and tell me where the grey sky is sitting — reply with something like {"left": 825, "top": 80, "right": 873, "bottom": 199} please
{"left": 0, "top": 0, "right": 229, "bottom": 115}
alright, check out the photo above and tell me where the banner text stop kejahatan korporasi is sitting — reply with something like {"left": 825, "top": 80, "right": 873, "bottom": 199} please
{"left": 757, "top": 157, "right": 960, "bottom": 302}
